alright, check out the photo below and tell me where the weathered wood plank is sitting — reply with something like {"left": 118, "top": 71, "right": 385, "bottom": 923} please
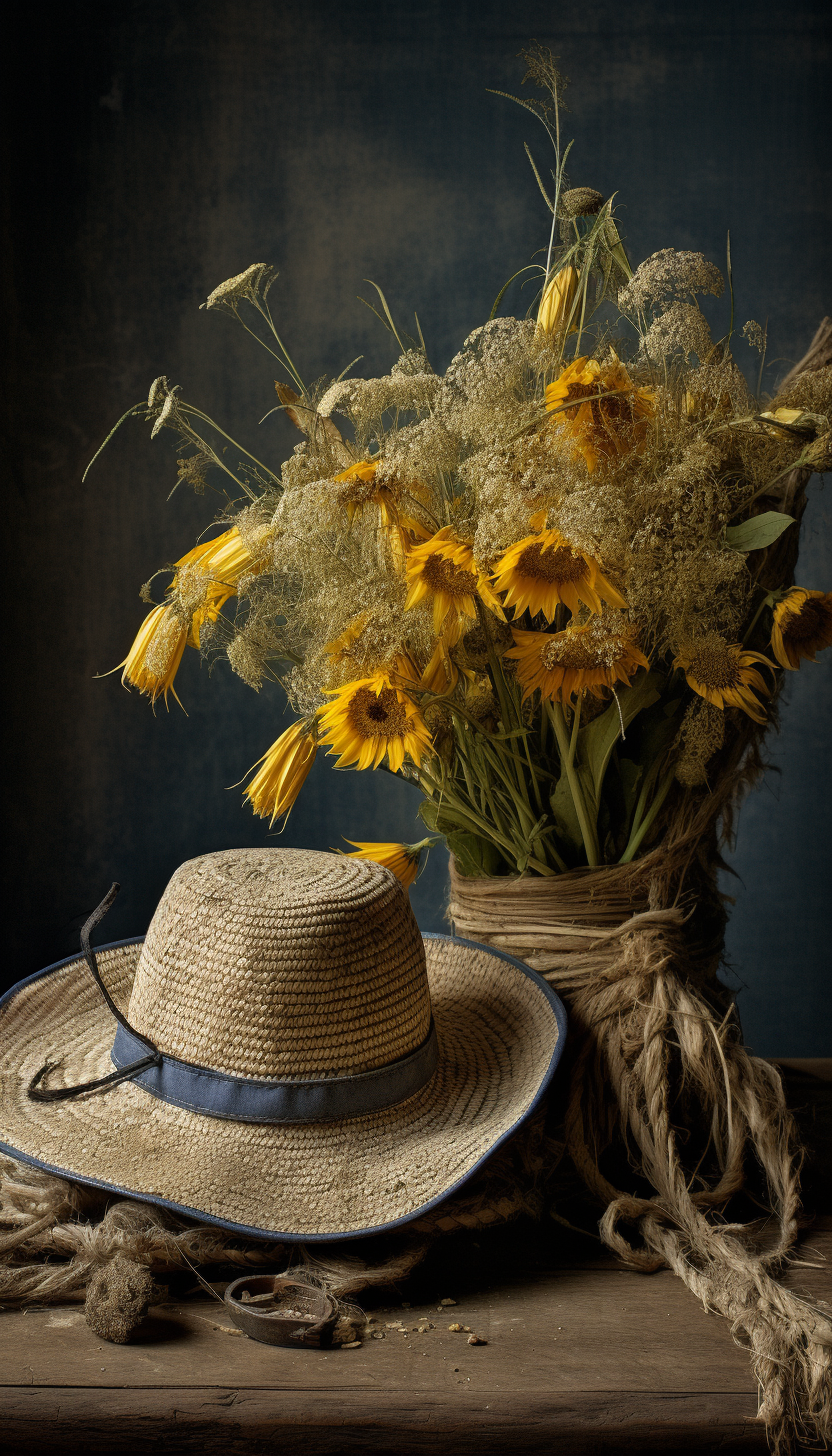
{"left": 2, "top": 1223, "right": 828, "bottom": 1396}
{"left": 0, "top": 1386, "right": 770, "bottom": 1454}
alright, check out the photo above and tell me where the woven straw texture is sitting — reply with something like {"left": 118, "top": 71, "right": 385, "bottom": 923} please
{"left": 129, "top": 849, "right": 431, "bottom": 1077}
{"left": 0, "top": 849, "right": 561, "bottom": 1239}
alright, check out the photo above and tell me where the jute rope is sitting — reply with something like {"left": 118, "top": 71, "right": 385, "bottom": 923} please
{"left": 449, "top": 853, "right": 831, "bottom": 1454}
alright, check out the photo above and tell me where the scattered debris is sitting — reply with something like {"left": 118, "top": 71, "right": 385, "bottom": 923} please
{"left": 340, "top": 1340, "right": 362, "bottom": 1349}
{"left": 439, "top": 1298, "right": 457, "bottom": 1306}
{"left": 468, "top": 1334, "right": 487, "bottom": 1346}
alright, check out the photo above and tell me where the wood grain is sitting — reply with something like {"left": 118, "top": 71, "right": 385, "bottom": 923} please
{"left": 0, "top": 1388, "right": 769, "bottom": 1454}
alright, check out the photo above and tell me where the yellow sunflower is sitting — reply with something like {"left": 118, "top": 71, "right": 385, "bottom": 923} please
{"left": 673, "top": 634, "right": 772, "bottom": 724}
{"left": 492, "top": 526, "right": 626, "bottom": 621}
{"left": 537, "top": 265, "right": 580, "bottom": 335}
{"left": 243, "top": 719, "right": 318, "bottom": 825}
{"left": 340, "top": 838, "right": 434, "bottom": 889}
{"left": 770, "top": 588, "right": 832, "bottom": 670}
{"left": 544, "top": 352, "right": 655, "bottom": 473}
{"left": 335, "top": 460, "right": 428, "bottom": 568}
{"left": 325, "top": 613, "right": 370, "bottom": 663}
{"left": 505, "top": 615, "right": 649, "bottom": 703}
{"left": 119, "top": 602, "right": 188, "bottom": 708}
{"left": 119, "top": 526, "right": 271, "bottom": 703}
{"left": 318, "top": 668, "right": 432, "bottom": 773}
{"left": 404, "top": 527, "right": 505, "bottom": 642}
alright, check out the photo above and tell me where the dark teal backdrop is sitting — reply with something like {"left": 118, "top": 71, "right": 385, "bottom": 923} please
{"left": 3, "top": 0, "right": 830, "bottom": 1053}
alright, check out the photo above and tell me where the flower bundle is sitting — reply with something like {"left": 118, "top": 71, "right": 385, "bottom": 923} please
{"left": 94, "top": 48, "right": 831, "bottom": 888}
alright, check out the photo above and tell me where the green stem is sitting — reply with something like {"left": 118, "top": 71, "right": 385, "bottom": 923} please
{"left": 416, "top": 768, "right": 555, "bottom": 876}
{"left": 256, "top": 300, "right": 307, "bottom": 393}
{"left": 619, "top": 766, "right": 675, "bottom": 864}
{"left": 568, "top": 697, "right": 582, "bottom": 768}
{"left": 182, "top": 407, "right": 281, "bottom": 486}
{"left": 742, "top": 593, "right": 773, "bottom": 647}
{"left": 548, "top": 700, "right": 599, "bottom": 867}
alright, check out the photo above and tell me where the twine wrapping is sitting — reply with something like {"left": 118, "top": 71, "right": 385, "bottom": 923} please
{"left": 449, "top": 853, "right": 832, "bottom": 1453}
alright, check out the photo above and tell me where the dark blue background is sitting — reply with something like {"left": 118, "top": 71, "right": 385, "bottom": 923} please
{"left": 4, "top": 0, "right": 830, "bottom": 1053}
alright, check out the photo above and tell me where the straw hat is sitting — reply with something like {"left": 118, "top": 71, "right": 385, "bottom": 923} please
{"left": 0, "top": 848, "right": 565, "bottom": 1240}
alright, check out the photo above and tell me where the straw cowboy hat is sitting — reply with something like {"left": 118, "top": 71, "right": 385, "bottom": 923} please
{"left": 0, "top": 848, "right": 565, "bottom": 1240}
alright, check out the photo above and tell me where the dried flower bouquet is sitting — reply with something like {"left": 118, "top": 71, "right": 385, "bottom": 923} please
{"left": 93, "top": 52, "right": 830, "bottom": 891}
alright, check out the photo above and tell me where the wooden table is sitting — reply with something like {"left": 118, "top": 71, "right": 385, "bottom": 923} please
{"left": 2, "top": 1060, "right": 829, "bottom": 1454}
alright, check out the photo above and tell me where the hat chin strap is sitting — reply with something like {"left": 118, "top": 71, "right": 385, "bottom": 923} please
{"left": 26, "top": 883, "right": 440, "bottom": 1123}
{"left": 27, "top": 884, "right": 163, "bottom": 1104}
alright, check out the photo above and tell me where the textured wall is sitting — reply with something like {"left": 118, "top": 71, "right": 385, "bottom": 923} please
{"left": 4, "top": 0, "right": 830, "bottom": 1053}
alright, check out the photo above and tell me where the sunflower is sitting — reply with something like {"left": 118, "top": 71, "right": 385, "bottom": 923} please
{"left": 492, "top": 526, "right": 626, "bottom": 621}
{"left": 537, "top": 265, "right": 580, "bottom": 334}
{"left": 404, "top": 527, "right": 505, "bottom": 642}
{"left": 318, "top": 668, "right": 433, "bottom": 773}
{"left": 243, "top": 719, "right": 318, "bottom": 825}
{"left": 505, "top": 615, "right": 650, "bottom": 703}
{"left": 770, "top": 588, "right": 832, "bottom": 670}
{"left": 334, "top": 460, "right": 387, "bottom": 522}
{"left": 118, "top": 526, "right": 271, "bottom": 704}
{"left": 340, "top": 838, "right": 434, "bottom": 889}
{"left": 544, "top": 352, "right": 655, "bottom": 473}
{"left": 335, "top": 460, "right": 428, "bottom": 568}
{"left": 325, "top": 613, "right": 370, "bottom": 663}
{"left": 119, "top": 602, "right": 188, "bottom": 708}
{"left": 673, "top": 634, "right": 772, "bottom": 724}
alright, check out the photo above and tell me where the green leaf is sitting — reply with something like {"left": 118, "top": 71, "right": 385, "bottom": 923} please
{"left": 577, "top": 671, "right": 664, "bottom": 810}
{"left": 549, "top": 771, "right": 590, "bottom": 860}
{"left": 444, "top": 831, "right": 503, "bottom": 878}
{"left": 418, "top": 800, "right": 503, "bottom": 876}
{"left": 725, "top": 512, "right": 794, "bottom": 553}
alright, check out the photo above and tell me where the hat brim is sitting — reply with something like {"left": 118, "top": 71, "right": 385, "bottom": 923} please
{"left": 0, "top": 933, "right": 565, "bottom": 1241}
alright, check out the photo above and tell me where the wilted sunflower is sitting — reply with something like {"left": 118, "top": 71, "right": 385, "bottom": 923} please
{"left": 318, "top": 667, "right": 432, "bottom": 773}
{"left": 506, "top": 615, "right": 649, "bottom": 703}
{"left": 537, "top": 265, "right": 580, "bottom": 334}
{"left": 770, "top": 588, "right": 832, "bottom": 670}
{"left": 545, "top": 352, "right": 655, "bottom": 473}
{"left": 404, "top": 527, "right": 505, "bottom": 642}
{"left": 340, "top": 838, "right": 434, "bottom": 889}
{"left": 492, "top": 525, "right": 627, "bottom": 621}
{"left": 119, "top": 525, "right": 271, "bottom": 705}
{"left": 673, "top": 634, "right": 772, "bottom": 724}
{"left": 119, "top": 602, "right": 188, "bottom": 708}
{"left": 335, "top": 460, "right": 426, "bottom": 568}
{"left": 243, "top": 718, "right": 318, "bottom": 825}
{"left": 334, "top": 460, "right": 388, "bottom": 520}
{"left": 325, "top": 613, "right": 370, "bottom": 663}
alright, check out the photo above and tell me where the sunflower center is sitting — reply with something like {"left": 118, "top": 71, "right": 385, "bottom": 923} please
{"left": 688, "top": 641, "right": 741, "bottom": 690}
{"left": 348, "top": 686, "right": 408, "bottom": 739}
{"left": 784, "top": 597, "right": 830, "bottom": 645}
{"left": 421, "top": 552, "right": 477, "bottom": 598}
{"left": 517, "top": 543, "right": 588, "bottom": 584}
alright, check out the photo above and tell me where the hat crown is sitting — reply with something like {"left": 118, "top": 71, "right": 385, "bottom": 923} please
{"left": 126, "top": 848, "right": 430, "bottom": 1080}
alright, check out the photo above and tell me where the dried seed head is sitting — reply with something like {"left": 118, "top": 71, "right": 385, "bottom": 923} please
{"left": 805, "top": 430, "right": 832, "bottom": 472}
{"left": 560, "top": 187, "right": 605, "bottom": 218}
